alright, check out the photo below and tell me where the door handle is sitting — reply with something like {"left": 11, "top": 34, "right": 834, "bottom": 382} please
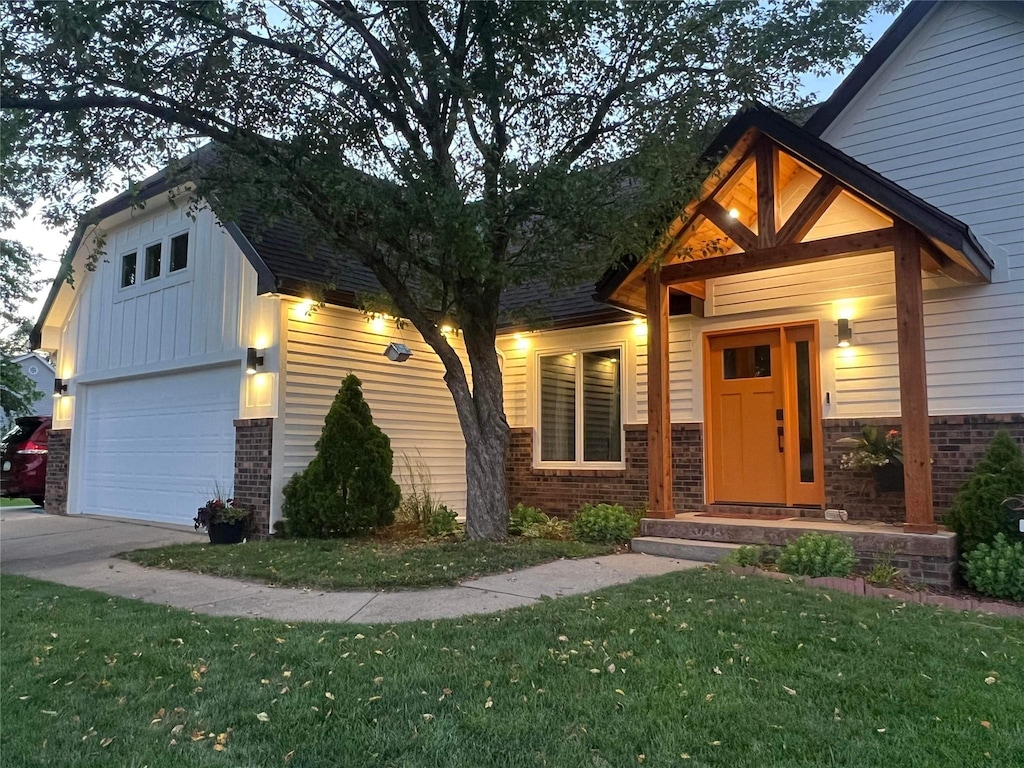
{"left": 777, "top": 426, "right": 784, "bottom": 453}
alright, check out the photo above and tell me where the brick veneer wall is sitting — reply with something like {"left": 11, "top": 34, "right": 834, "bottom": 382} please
{"left": 43, "top": 429, "right": 71, "bottom": 516}
{"left": 506, "top": 423, "right": 704, "bottom": 517}
{"left": 233, "top": 418, "right": 274, "bottom": 538}
{"left": 824, "top": 414, "right": 1024, "bottom": 523}
{"left": 508, "top": 414, "right": 1023, "bottom": 524}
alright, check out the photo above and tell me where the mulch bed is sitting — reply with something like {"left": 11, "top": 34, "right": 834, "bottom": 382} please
{"left": 726, "top": 565, "right": 1024, "bottom": 617}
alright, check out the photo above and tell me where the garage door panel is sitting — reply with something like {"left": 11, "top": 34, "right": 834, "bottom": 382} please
{"left": 81, "top": 366, "right": 239, "bottom": 526}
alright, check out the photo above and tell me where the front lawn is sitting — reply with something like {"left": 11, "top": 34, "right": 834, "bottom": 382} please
{"left": 122, "top": 537, "right": 617, "bottom": 590}
{"left": 1, "top": 497, "right": 36, "bottom": 507}
{"left": 2, "top": 570, "right": 1021, "bottom": 767}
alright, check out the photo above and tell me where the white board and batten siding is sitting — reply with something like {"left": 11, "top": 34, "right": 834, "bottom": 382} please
{"left": 817, "top": 0, "right": 1024, "bottom": 417}
{"left": 49, "top": 197, "right": 280, "bottom": 522}
{"left": 282, "top": 303, "right": 468, "bottom": 514}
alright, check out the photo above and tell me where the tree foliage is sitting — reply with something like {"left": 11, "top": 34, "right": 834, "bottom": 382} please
{"left": 1, "top": 0, "right": 894, "bottom": 537}
{"left": 0, "top": 238, "right": 44, "bottom": 419}
{"left": 282, "top": 373, "right": 401, "bottom": 537}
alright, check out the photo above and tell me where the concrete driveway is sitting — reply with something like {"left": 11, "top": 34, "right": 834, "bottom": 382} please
{"left": 0, "top": 508, "right": 701, "bottom": 623}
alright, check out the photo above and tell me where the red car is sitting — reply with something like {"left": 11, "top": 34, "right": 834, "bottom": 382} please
{"left": 1, "top": 415, "right": 51, "bottom": 506}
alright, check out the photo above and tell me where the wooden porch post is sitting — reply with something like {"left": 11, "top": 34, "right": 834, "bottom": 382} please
{"left": 646, "top": 273, "right": 674, "bottom": 518}
{"left": 894, "top": 221, "right": 937, "bottom": 533}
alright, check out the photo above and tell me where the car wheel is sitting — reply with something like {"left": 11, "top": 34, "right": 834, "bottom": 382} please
{"left": 29, "top": 496, "right": 45, "bottom": 507}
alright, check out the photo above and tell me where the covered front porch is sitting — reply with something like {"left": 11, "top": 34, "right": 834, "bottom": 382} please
{"left": 600, "top": 106, "right": 993, "bottom": 540}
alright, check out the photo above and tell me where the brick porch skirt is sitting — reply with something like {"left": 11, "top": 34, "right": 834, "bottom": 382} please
{"left": 233, "top": 418, "right": 274, "bottom": 538}
{"left": 506, "top": 413, "right": 1024, "bottom": 522}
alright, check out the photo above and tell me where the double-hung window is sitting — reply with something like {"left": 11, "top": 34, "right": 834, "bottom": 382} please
{"left": 538, "top": 347, "right": 622, "bottom": 465}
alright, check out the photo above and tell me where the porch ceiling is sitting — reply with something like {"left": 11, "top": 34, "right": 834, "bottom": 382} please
{"left": 600, "top": 105, "right": 993, "bottom": 314}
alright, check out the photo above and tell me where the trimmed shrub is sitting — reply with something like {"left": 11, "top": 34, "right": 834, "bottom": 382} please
{"left": 282, "top": 374, "right": 401, "bottom": 537}
{"left": 572, "top": 503, "right": 638, "bottom": 545}
{"left": 777, "top": 533, "right": 857, "bottom": 578}
{"left": 963, "top": 534, "right": 1024, "bottom": 602}
{"left": 426, "top": 505, "right": 459, "bottom": 538}
{"left": 509, "top": 503, "right": 548, "bottom": 536}
{"left": 944, "top": 431, "right": 1024, "bottom": 554}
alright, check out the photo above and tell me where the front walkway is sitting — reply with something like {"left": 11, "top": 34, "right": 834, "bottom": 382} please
{"left": 0, "top": 509, "right": 701, "bottom": 623}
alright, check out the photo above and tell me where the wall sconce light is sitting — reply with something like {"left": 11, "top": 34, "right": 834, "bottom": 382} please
{"left": 837, "top": 318, "right": 853, "bottom": 348}
{"left": 728, "top": 207, "right": 741, "bottom": 219}
{"left": 53, "top": 378, "right": 68, "bottom": 398}
{"left": 384, "top": 341, "right": 413, "bottom": 362}
{"left": 246, "top": 347, "right": 265, "bottom": 374}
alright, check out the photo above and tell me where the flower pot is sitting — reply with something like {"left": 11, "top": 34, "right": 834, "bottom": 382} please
{"left": 873, "top": 463, "right": 905, "bottom": 493}
{"left": 207, "top": 519, "right": 246, "bottom": 545}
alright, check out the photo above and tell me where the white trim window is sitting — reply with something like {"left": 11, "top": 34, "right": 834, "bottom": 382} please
{"left": 537, "top": 346, "right": 623, "bottom": 466}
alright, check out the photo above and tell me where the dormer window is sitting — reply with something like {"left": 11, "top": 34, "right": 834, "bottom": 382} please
{"left": 144, "top": 243, "right": 162, "bottom": 280}
{"left": 121, "top": 252, "right": 137, "bottom": 287}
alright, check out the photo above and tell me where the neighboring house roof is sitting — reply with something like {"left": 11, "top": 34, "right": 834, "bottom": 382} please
{"left": 596, "top": 102, "right": 993, "bottom": 304}
{"left": 804, "top": 0, "right": 938, "bottom": 135}
{"left": 10, "top": 352, "right": 55, "bottom": 372}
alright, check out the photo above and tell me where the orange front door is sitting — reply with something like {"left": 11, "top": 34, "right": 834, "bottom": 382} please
{"left": 706, "top": 324, "right": 825, "bottom": 507}
{"left": 706, "top": 330, "right": 787, "bottom": 504}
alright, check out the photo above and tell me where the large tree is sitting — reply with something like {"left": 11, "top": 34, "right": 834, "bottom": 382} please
{"left": 1, "top": 0, "right": 894, "bottom": 538}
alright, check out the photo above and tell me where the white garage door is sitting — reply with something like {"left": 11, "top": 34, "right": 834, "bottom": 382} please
{"left": 80, "top": 365, "right": 239, "bottom": 526}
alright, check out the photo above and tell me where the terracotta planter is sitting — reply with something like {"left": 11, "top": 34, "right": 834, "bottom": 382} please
{"left": 207, "top": 519, "right": 246, "bottom": 545}
{"left": 873, "top": 463, "right": 905, "bottom": 493}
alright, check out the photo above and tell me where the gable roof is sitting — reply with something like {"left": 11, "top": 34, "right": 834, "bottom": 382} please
{"left": 597, "top": 103, "right": 993, "bottom": 307}
{"left": 10, "top": 352, "right": 55, "bottom": 372}
{"left": 804, "top": 1, "right": 938, "bottom": 136}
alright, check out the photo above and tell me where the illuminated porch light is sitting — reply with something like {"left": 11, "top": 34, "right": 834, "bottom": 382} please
{"left": 728, "top": 207, "right": 740, "bottom": 219}
{"left": 245, "top": 347, "right": 265, "bottom": 374}
{"left": 369, "top": 315, "right": 386, "bottom": 333}
{"left": 513, "top": 332, "right": 530, "bottom": 351}
{"left": 53, "top": 378, "right": 68, "bottom": 398}
{"left": 632, "top": 317, "right": 648, "bottom": 337}
{"left": 837, "top": 318, "right": 853, "bottom": 348}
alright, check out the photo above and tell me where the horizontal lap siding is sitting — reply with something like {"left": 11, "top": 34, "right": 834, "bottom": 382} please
{"left": 284, "top": 305, "right": 467, "bottom": 514}
{"left": 822, "top": 0, "right": 1024, "bottom": 417}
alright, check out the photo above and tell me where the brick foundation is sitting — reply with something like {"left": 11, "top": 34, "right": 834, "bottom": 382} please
{"left": 43, "top": 429, "right": 71, "bottom": 516}
{"left": 233, "top": 418, "right": 274, "bottom": 538}
{"left": 507, "top": 414, "right": 1023, "bottom": 524}
{"left": 825, "top": 414, "right": 1024, "bottom": 522}
{"left": 506, "top": 423, "right": 704, "bottom": 517}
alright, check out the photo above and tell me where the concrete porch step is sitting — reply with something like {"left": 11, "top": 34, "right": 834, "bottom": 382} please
{"left": 631, "top": 536, "right": 742, "bottom": 563}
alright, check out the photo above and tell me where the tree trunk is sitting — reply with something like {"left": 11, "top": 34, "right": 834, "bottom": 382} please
{"left": 459, "top": 306, "right": 510, "bottom": 541}
{"left": 463, "top": 418, "right": 510, "bottom": 540}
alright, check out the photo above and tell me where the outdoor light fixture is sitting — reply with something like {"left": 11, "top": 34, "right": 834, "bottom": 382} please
{"left": 837, "top": 318, "right": 853, "bottom": 348}
{"left": 245, "top": 347, "right": 265, "bottom": 374}
{"left": 384, "top": 341, "right": 413, "bottom": 363}
{"left": 728, "top": 207, "right": 741, "bottom": 219}
{"left": 53, "top": 378, "right": 67, "bottom": 398}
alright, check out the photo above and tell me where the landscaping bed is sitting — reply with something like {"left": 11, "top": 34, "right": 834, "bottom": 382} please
{"left": 121, "top": 537, "right": 618, "bottom": 590}
{"left": 3, "top": 569, "right": 1021, "bottom": 767}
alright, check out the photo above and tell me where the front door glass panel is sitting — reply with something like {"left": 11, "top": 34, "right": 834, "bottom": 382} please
{"left": 723, "top": 345, "right": 772, "bottom": 379}
{"left": 795, "top": 340, "right": 814, "bottom": 483}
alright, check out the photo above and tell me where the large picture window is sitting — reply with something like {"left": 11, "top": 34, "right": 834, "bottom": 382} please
{"left": 539, "top": 348, "right": 622, "bottom": 464}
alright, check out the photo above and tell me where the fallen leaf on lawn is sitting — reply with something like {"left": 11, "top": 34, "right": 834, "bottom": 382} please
{"left": 284, "top": 750, "right": 295, "bottom": 761}
{"left": 100, "top": 737, "right": 114, "bottom": 748}
{"left": 354, "top": 634, "right": 365, "bottom": 640}
{"left": 877, "top": 728, "right": 886, "bottom": 733}
{"left": 484, "top": 698, "right": 493, "bottom": 709}
{"left": 558, "top": 635, "right": 568, "bottom": 642}
{"left": 256, "top": 712, "right": 270, "bottom": 723}
{"left": 213, "top": 743, "right": 225, "bottom": 752}
{"left": 590, "top": 669, "right": 601, "bottom": 674}
{"left": 984, "top": 676, "right": 996, "bottom": 685}
{"left": 41, "top": 710, "right": 57, "bottom": 716}
{"left": 713, "top": 667, "right": 722, "bottom": 675}
{"left": 170, "top": 725, "right": 184, "bottom": 736}
{"left": 368, "top": 696, "right": 382, "bottom": 703}
{"left": 615, "top": 689, "right": 625, "bottom": 696}
{"left": 325, "top": 692, "right": 335, "bottom": 701}
{"left": 608, "top": 664, "right": 616, "bottom": 674}
{"left": 191, "top": 731, "right": 206, "bottom": 741}
{"left": 782, "top": 686, "right": 797, "bottom": 696}
{"left": 422, "top": 713, "right": 435, "bottom": 722}
{"left": 980, "top": 721, "right": 992, "bottom": 729}
{"left": 680, "top": 754, "right": 690, "bottom": 760}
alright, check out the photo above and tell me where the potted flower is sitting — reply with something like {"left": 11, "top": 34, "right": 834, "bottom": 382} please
{"left": 838, "top": 426, "right": 905, "bottom": 492}
{"left": 194, "top": 495, "right": 250, "bottom": 544}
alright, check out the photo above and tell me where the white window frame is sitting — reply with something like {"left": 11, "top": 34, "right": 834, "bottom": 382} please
{"left": 113, "top": 227, "right": 194, "bottom": 302}
{"left": 534, "top": 342, "right": 626, "bottom": 470}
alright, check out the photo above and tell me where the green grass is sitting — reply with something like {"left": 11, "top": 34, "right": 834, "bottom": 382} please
{"left": 1, "top": 497, "right": 36, "bottom": 507}
{"left": 2, "top": 571, "right": 1021, "bottom": 768}
{"left": 122, "top": 537, "right": 618, "bottom": 590}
